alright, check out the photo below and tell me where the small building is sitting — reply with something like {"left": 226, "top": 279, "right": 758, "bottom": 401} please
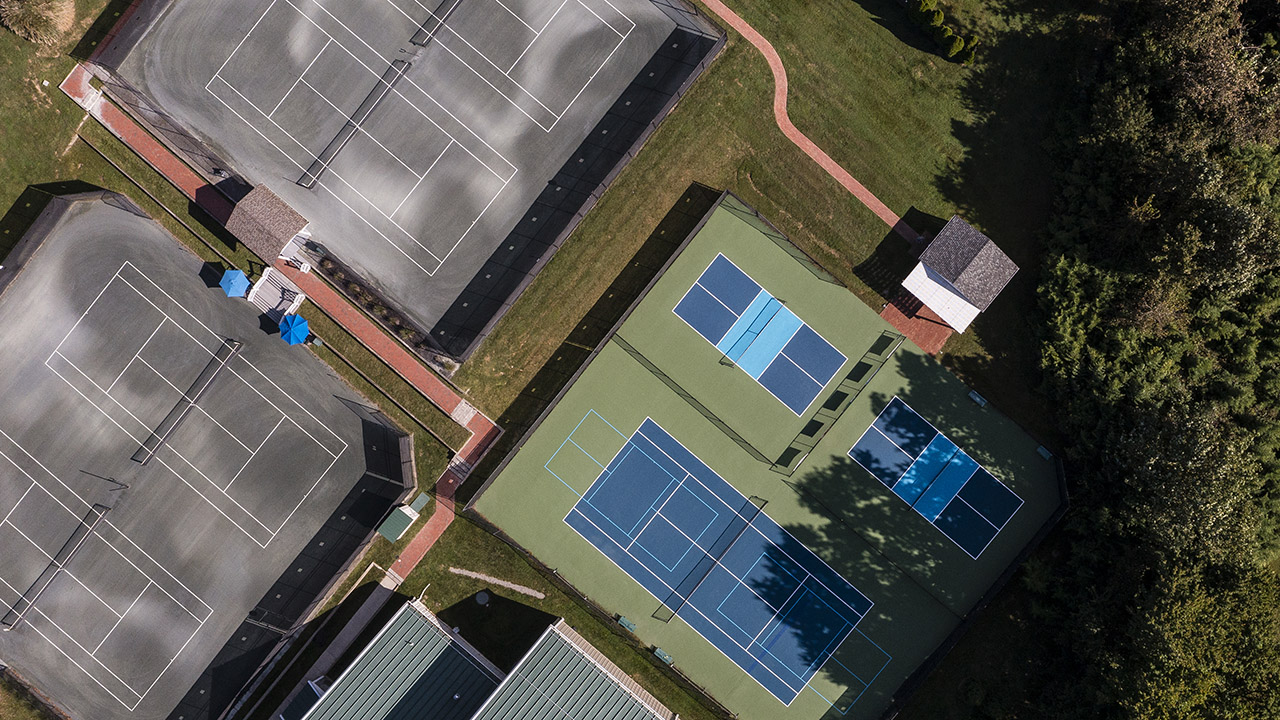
{"left": 902, "top": 215, "right": 1018, "bottom": 332}
{"left": 298, "top": 601, "right": 673, "bottom": 720}
{"left": 225, "top": 185, "right": 309, "bottom": 263}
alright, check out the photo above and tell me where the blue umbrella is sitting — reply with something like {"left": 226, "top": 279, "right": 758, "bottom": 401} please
{"left": 219, "top": 269, "right": 250, "bottom": 298}
{"left": 279, "top": 314, "right": 309, "bottom": 345}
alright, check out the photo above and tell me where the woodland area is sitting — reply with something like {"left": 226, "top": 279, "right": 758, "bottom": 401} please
{"left": 1031, "top": 0, "right": 1280, "bottom": 716}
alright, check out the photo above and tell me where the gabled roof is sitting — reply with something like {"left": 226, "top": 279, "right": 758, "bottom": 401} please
{"left": 470, "top": 620, "right": 673, "bottom": 720}
{"left": 224, "top": 185, "right": 307, "bottom": 262}
{"left": 919, "top": 216, "right": 1017, "bottom": 311}
{"left": 301, "top": 602, "right": 500, "bottom": 720}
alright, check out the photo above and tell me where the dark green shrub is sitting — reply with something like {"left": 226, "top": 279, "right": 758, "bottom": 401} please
{"left": 926, "top": 8, "right": 944, "bottom": 26}
{"left": 932, "top": 24, "right": 954, "bottom": 44}
{"left": 944, "top": 34, "right": 965, "bottom": 57}
{"left": 959, "top": 45, "right": 977, "bottom": 64}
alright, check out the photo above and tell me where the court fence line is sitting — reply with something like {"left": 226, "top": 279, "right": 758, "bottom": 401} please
{"left": 879, "top": 454, "right": 1069, "bottom": 716}
{"left": 462, "top": 186, "right": 729, "bottom": 511}
{"left": 465, "top": 512, "right": 735, "bottom": 720}
{"left": 436, "top": 0, "right": 728, "bottom": 361}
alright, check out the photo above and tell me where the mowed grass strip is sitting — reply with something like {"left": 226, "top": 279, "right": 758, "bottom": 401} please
{"left": 404, "top": 517, "right": 727, "bottom": 720}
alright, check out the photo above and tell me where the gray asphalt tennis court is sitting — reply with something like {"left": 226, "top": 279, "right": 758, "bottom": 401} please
{"left": 105, "top": 0, "right": 677, "bottom": 332}
{"left": 0, "top": 195, "right": 368, "bottom": 720}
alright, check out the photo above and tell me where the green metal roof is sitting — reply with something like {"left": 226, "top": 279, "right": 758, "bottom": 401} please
{"left": 376, "top": 507, "right": 415, "bottom": 541}
{"left": 302, "top": 602, "right": 500, "bottom": 720}
{"left": 469, "top": 621, "right": 672, "bottom": 720}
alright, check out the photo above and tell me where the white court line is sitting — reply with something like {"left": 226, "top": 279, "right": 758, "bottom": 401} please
{"left": 210, "top": 75, "right": 512, "bottom": 279}
{"left": 93, "top": 582, "right": 150, "bottom": 655}
{"left": 573, "top": 0, "right": 627, "bottom": 38}
{"left": 389, "top": 0, "right": 634, "bottom": 132}
{"left": 749, "top": 577, "right": 807, "bottom": 646}
{"left": 134, "top": 356, "right": 255, "bottom": 454}
{"left": 633, "top": 421, "right": 871, "bottom": 619}
{"left": 111, "top": 268, "right": 346, "bottom": 454}
{"left": 225, "top": 76, "right": 440, "bottom": 261}
{"left": 0, "top": 575, "right": 141, "bottom": 708}
{"left": 206, "top": 0, "right": 279, "bottom": 91}
{"left": 271, "top": 38, "right": 332, "bottom": 118}
{"left": 562, "top": 507, "right": 808, "bottom": 701}
{"left": 0, "top": 429, "right": 214, "bottom": 621}
{"left": 208, "top": 80, "right": 447, "bottom": 279}
{"left": 0, "top": 484, "right": 33, "bottom": 528}
{"left": 43, "top": 356, "right": 275, "bottom": 546}
{"left": 279, "top": 0, "right": 517, "bottom": 178}
{"left": 297, "top": 76, "right": 426, "bottom": 186}
{"left": 223, "top": 416, "right": 284, "bottom": 491}
{"left": 488, "top": 0, "right": 538, "bottom": 31}
{"left": 392, "top": 139, "right": 452, "bottom": 216}
{"left": 3, "top": 519, "right": 123, "bottom": 620}
{"left": 392, "top": 0, "right": 560, "bottom": 119}
{"left": 507, "top": 0, "right": 569, "bottom": 73}
{"left": 108, "top": 320, "right": 166, "bottom": 393}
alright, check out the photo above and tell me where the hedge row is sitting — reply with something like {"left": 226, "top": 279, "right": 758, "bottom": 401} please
{"left": 905, "top": 0, "right": 978, "bottom": 64}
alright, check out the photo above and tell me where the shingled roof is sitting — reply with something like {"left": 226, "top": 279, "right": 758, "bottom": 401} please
{"left": 919, "top": 215, "right": 1017, "bottom": 311}
{"left": 224, "top": 185, "right": 307, "bottom": 262}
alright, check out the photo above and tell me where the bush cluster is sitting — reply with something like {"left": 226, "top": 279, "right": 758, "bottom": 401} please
{"left": 905, "top": 0, "right": 978, "bottom": 63}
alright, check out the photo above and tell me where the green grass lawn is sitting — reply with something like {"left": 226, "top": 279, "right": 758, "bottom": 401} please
{"left": 404, "top": 517, "right": 728, "bottom": 720}
{"left": 453, "top": 0, "right": 1070, "bottom": 443}
{"left": 0, "top": 673, "right": 56, "bottom": 720}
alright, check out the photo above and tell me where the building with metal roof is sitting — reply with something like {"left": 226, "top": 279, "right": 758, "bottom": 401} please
{"left": 901, "top": 215, "right": 1018, "bottom": 332}
{"left": 300, "top": 601, "right": 501, "bottom": 720}
{"left": 300, "top": 603, "right": 674, "bottom": 720}
{"left": 471, "top": 621, "right": 674, "bottom": 720}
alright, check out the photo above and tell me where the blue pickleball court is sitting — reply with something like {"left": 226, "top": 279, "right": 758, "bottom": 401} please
{"left": 556, "top": 417, "right": 889, "bottom": 710}
{"left": 849, "top": 397, "right": 1024, "bottom": 558}
{"left": 673, "top": 254, "right": 847, "bottom": 415}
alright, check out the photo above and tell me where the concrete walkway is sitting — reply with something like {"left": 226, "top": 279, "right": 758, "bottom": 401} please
{"left": 699, "top": 0, "right": 917, "bottom": 241}
{"left": 60, "top": 63, "right": 499, "bottom": 582}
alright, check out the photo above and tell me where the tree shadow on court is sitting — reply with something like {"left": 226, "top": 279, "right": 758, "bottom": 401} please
{"left": 457, "top": 182, "right": 722, "bottom": 507}
{"left": 740, "top": 350, "right": 1059, "bottom": 717}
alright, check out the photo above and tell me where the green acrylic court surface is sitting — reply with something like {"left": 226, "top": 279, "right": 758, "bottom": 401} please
{"left": 473, "top": 195, "right": 1061, "bottom": 720}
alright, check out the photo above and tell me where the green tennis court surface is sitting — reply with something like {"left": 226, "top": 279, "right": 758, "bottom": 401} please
{"left": 474, "top": 193, "right": 1062, "bottom": 720}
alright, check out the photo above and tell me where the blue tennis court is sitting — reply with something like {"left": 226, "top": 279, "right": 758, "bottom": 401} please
{"left": 849, "top": 398, "right": 1023, "bottom": 558}
{"left": 554, "top": 416, "right": 888, "bottom": 709}
{"left": 673, "top": 254, "right": 847, "bottom": 415}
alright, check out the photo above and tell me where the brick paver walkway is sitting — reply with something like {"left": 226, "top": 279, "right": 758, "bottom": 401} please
{"left": 700, "top": 0, "right": 917, "bottom": 241}
{"left": 61, "top": 62, "right": 500, "bottom": 581}
{"left": 879, "top": 288, "right": 953, "bottom": 354}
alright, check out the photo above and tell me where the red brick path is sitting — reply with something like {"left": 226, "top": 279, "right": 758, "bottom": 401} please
{"left": 699, "top": 0, "right": 917, "bottom": 241}
{"left": 879, "top": 288, "right": 953, "bottom": 354}
{"left": 61, "top": 63, "right": 500, "bottom": 581}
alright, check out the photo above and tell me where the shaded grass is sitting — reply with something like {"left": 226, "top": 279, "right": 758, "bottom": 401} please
{"left": 0, "top": 674, "right": 58, "bottom": 720}
{"left": 404, "top": 517, "right": 727, "bottom": 720}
